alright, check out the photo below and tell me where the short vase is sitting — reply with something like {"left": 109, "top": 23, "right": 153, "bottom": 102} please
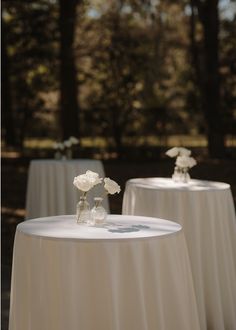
{"left": 54, "top": 151, "right": 62, "bottom": 160}
{"left": 76, "top": 196, "right": 91, "bottom": 224}
{"left": 172, "top": 166, "right": 182, "bottom": 182}
{"left": 172, "top": 167, "right": 190, "bottom": 183}
{"left": 91, "top": 197, "right": 107, "bottom": 226}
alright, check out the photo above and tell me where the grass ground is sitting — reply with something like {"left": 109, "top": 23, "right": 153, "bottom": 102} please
{"left": 2, "top": 153, "right": 236, "bottom": 330}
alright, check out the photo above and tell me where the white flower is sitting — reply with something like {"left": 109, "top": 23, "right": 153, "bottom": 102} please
{"left": 73, "top": 170, "right": 102, "bottom": 192}
{"left": 104, "top": 178, "right": 121, "bottom": 195}
{"left": 187, "top": 157, "right": 197, "bottom": 168}
{"left": 58, "top": 143, "right": 65, "bottom": 150}
{"left": 69, "top": 136, "right": 79, "bottom": 145}
{"left": 178, "top": 147, "right": 191, "bottom": 157}
{"left": 176, "top": 156, "right": 197, "bottom": 169}
{"left": 166, "top": 147, "right": 179, "bottom": 158}
{"left": 85, "top": 170, "right": 102, "bottom": 185}
{"left": 53, "top": 142, "right": 60, "bottom": 150}
{"left": 73, "top": 175, "right": 95, "bottom": 192}
{"left": 166, "top": 147, "right": 191, "bottom": 158}
{"left": 64, "top": 140, "right": 72, "bottom": 148}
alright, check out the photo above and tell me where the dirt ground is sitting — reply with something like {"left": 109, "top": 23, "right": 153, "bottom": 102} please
{"left": 1, "top": 156, "right": 236, "bottom": 330}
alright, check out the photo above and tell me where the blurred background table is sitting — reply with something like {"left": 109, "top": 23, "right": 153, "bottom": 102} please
{"left": 25, "top": 159, "right": 109, "bottom": 219}
{"left": 122, "top": 177, "right": 236, "bottom": 330}
{"left": 9, "top": 214, "right": 200, "bottom": 330}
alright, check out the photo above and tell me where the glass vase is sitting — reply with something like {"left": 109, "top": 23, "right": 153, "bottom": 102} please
{"left": 172, "top": 166, "right": 182, "bottom": 182}
{"left": 66, "top": 148, "right": 73, "bottom": 159}
{"left": 172, "top": 166, "right": 190, "bottom": 183}
{"left": 54, "top": 151, "right": 62, "bottom": 160}
{"left": 181, "top": 168, "right": 190, "bottom": 183}
{"left": 91, "top": 197, "right": 107, "bottom": 226}
{"left": 76, "top": 195, "right": 91, "bottom": 224}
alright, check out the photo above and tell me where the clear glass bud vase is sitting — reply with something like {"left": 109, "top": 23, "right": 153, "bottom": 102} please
{"left": 181, "top": 168, "right": 190, "bottom": 183}
{"left": 66, "top": 148, "right": 72, "bottom": 159}
{"left": 172, "top": 166, "right": 182, "bottom": 182}
{"left": 76, "top": 195, "right": 91, "bottom": 224}
{"left": 172, "top": 166, "right": 190, "bottom": 183}
{"left": 91, "top": 197, "right": 107, "bottom": 226}
{"left": 54, "top": 151, "right": 62, "bottom": 160}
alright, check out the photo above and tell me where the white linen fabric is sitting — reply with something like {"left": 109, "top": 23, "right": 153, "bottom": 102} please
{"left": 9, "top": 215, "right": 200, "bottom": 330}
{"left": 25, "top": 159, "right": 109, "bottom": 219}
{"left": 122, "top": 177, "right": 236, "bottom": 330}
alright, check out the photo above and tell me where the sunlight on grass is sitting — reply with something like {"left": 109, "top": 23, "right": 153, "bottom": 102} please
{"left": 24, "top": 138, "right": 55, "bottom": 149}
{"left": 22, "top": 135, "right": 236, "bottom": 149}
{"left": 1, "top": 207, "right": 26, "bottom": 218}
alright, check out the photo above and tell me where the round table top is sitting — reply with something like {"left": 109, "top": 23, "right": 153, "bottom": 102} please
{"left": 18, "top": 215, "right": 182, "bottom": 241}
{"left": 127, "top": 177, "right": 230, "bottom": 191}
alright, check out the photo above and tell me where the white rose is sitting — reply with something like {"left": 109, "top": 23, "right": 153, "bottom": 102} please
{"left": 69, "top": 136, "right": 79, "bottom": 145}
{"left": 104, "top": 178, "right": 121, "bottom": 195}
{"left": 73, "top": 170, "right": 102, "bottom": 192}
{"left": 73, "top": 174, "right": 95, "bottom": 192}
{"left": 187, "top": 157, "right": 197, "bottom": 168}
{"left": 85, "top": 170, "right": 102, "bottom": 186}
{"left": 64, "top": 140, "right": 72, "bottom": 148}
{"left": 53, "top": 142, "right": 59, "bottom": 149}
{"left": 176, "top": 156, "right": 197, "bottom": 169}
{"left": 165, "top": 147, "right": 180, "bottom": 158}
{"left": 178, "top": 147, "right": 191, "bottom": 157}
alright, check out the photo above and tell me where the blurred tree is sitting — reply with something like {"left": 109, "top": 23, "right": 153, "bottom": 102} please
{"left": 75, "top": 1, "right": 149, "bottom": 155}
{"left": 2, "top": 17, "right": 17, "bottom": 146}
{"left": 191, "top": 0, "right": 226, "bottom": 157}
{"left": 59, "top": 0, "right": 81, "bottom": 140}
{"left": 76, "top": 0, "right": 196, "bottom": 155}
{"left": 2, "top": 0, "right": 59, "bottom": 147}
{"left": 141, "top": 1, "right": 195, "bottom": 138}
{"left": 220, "top": 11, "right": 236, "bottom": 138}
{"left": 2, "top": 0, "right": 235, "bottom": 157}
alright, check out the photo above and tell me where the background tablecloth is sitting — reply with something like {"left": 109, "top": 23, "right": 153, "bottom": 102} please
{"left": 25, "top": 159, "right": 109, "bottom": 219}
{"left": 122, "top": 178, "right": 236, "bottom": 330}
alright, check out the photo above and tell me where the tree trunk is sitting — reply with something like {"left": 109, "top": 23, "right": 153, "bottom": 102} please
{"left": 194, "top": 0, "right": 225, "bottom": 157}
{"left": 189, "top": 0, "right": 202, "bottom": 87}
{"left": 112, "top": 109, "right": 123, "bottom": 158}
{"left": 1, "top": 20, "right": 17, "bottom": 147}
{"left": 59, "top": 0, "right": 80, "bottom": 140}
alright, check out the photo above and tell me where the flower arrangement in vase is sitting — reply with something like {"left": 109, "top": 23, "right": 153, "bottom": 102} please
{"left": 166, "top": 147, "right": 197, "bottom": 183}
{"left": 73, "top": 171, "right": 120, "bottom": 225}
{"left": 53, "top": 136, "right": 79, "bottom": 160}
{"left": 73, "top": 170, "right": 102, "bottom": 223}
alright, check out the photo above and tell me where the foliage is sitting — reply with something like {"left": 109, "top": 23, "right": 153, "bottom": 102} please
{"left": 2, "top": 0, "right": 59, "bottom": 145}
{"left": 2, "top": 0, "right": 236, "bottom": 156}
{"left": 220, "top": 14, "right": 236, "bottom": 135}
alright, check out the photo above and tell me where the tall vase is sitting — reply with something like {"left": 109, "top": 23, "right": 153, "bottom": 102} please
{"left": 76, "top": 195, "right": 91, "bottom": 224}
{"left": 181, "top": 168, "right": 190, "bottom": 183}
{"left": 172, "top": 166, "right": 182, "bottom": 182}
{"left": 66, "top": 148, "right": 73, "bottom": 159}
{"left": 91, "top": 197, "right": 107, "bottom": 226}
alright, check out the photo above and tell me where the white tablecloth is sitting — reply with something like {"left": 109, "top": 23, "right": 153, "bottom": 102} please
{"left": 25, "top": 159, "right": 109, "bottom": 219}
{"left": 9, "top": 215, "right": 200, "bottom": 330}
{"left": 122, "top": 177, "right": 236, "bottom": 330}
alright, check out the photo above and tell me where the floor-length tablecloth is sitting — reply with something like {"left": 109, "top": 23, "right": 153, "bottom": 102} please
{"left": 25, "top": 159, "right": 109, "bottom": 219}
{"left": 122, "top": 178, "right": 236, "bottom": 330}
{"left": 9, "top": 215, "right": 200, "bottom": 330}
